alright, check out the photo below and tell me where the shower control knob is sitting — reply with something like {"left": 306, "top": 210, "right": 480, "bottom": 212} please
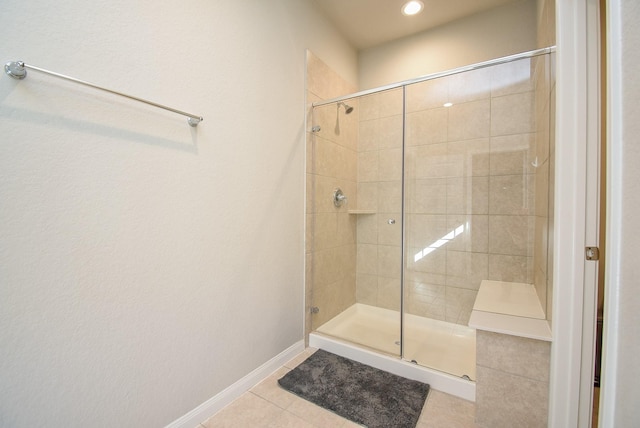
{"left": 387, "top": 219, "right": 396, "bottom": 225}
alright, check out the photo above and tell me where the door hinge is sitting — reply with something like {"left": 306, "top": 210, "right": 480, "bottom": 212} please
{"left": 586, "top": 247, "right": 600, "bottom": 261}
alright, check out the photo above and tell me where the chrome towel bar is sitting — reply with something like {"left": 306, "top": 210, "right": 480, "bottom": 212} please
{"left": 4, "top": 60, "right": 203, "bottom": 127}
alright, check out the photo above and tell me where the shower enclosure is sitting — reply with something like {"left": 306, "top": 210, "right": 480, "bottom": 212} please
{"left": 306, "top": 48, "right": 554, "bottom": 388}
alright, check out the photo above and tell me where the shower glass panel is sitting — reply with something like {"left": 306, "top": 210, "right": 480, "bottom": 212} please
{"left": 309, "top": 88, "right": 404, "bottom": 357}
{"left": 308, "top": 50, "right": 552, "bottom": 381}
{"left": 402, "top": 54, "right": 549, "bottom": 379}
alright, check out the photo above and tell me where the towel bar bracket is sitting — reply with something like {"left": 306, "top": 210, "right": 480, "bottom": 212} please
{"left": 4, "top": 61, "right": 26, "bottom": 79}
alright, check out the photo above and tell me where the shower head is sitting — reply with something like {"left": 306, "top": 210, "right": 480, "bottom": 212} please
{"left": 338, "top": 102, "right": 354, "bottom": 114}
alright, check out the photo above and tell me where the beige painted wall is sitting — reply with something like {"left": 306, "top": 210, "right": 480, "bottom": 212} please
{"left": 358, "top": 0, "right": 538, "bottom": 90}
{"left": 0, "top": 1, "right": 356, "bottom": 426}
{"left": 604, "top": 0, "right": 640, "bottom": 425}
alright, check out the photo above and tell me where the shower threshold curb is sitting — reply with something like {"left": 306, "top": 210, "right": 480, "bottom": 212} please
{"left": 309, "top": 332, "right": 475, "bottom": 402}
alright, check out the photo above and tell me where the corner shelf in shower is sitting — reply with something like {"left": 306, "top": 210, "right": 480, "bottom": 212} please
{"left": 347, "top": 210, "right": 376, "bottom": 215}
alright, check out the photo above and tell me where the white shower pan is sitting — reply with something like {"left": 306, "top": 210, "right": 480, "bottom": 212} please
{"left": 310, "top": 303, "right": 476, "bottom": 402}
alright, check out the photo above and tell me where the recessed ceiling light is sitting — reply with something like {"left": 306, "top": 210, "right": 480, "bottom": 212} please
{"left": 402, "top": 1, "right": 424, "bottom": 16}
{"left": 443, "top": 102, "right": 453, "bottom": 107}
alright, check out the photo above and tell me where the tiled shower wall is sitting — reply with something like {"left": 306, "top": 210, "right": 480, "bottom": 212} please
{"left": 305, "top": 52, "right": 358, "bottom": 335}
{"left": 355, "top": 89, "right": 405, "bottom": 313}
{"left": 356, "top": 57, "right": 551, "bottom": 326}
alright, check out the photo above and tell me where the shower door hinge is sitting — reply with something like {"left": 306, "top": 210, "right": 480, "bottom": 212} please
{"left": 585, "top": 247, "right": 600, "bottom": 261}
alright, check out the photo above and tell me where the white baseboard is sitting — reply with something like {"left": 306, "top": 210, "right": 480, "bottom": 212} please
{"left": 165, "top": 340, "right": 305, "bottom": 428}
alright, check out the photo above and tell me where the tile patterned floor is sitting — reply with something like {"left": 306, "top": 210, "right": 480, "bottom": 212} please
{"left": 200, "top": 348, "right": 479, "bottom": 428}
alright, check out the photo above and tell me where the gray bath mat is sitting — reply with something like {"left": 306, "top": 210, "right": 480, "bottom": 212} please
{"left": 278, "top": 349, "right": 430, "bottom": 427}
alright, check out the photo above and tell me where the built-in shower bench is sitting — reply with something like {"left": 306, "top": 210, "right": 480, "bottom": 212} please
{"left": 469, "top": 280, "right": 552, "bottom": 428}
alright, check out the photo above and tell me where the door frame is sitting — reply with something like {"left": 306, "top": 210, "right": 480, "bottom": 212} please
{"left": 549, "top": 0, "right": 601, "bottom": 426}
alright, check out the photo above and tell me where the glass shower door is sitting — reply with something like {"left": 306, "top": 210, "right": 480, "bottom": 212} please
{"left": 402, "top": 55, "right": 547, "bottom": 379}
{"left": 402, "top": 71, "right": 484, "bottom": 379}
{"left": 309, "top": 88, "right": 404, "bottom": 357}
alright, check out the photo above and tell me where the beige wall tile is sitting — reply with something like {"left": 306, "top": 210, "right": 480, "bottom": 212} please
{"left": 449, "top": 67, "right": 492, "bottom": 103}
{"left": 406, "top": 280, "right": 446, "bottom": 305}
{"left": 405, "top": 108, "right": 449, "bottom": 146}
{"left": 488, "top": 254, "right": 533, "bottom": 283}
{"left": 448, "top": 99, "right": 491, "bottom": 141}
{"left": 311, "top": 104, "right": 338, "bottom": 144}
{"left": 491, "top": 91, "right": 535, "bottom": 136}
{"left": 358, "top": 120, "right": 379, "bottom": 152}
{"left": 357, "top": 150, "right": 378, "bottom": 182}
{"left": 405, "top": 178, "right": 448, "bottom": 214}
{"left": 445, "top": 287, "right": 477, "bottom": 324}
{"left": 358, "top": 88, "right": 403, "bottom": 121}
{"left": 377, "top": 213, "right": 402, "bottom": 246}
{"left": 405, "top": 214, "right": 448, "bottom": 249}
{"left": 306, "top": 173, "right": 315, "bottom": 213}
{"left": 378, "top": 89, "right": 404, "bottom": 118}
{"left": 313, "top": 274, "right": 356, "bottom": 326}
{"left": 357, "top": 182, "right": 378, "bottom": 211}
{"left": 306, "top": 53, "right": 334, "bottom": 100}
{"left": 342, "top": 148, "right": 358, "bottom": 182}
{"left": 490, "top": 133, "right": 536, "bottom": 176}
{"left": 356, "top": 273, "right": 377, "bottom": 305}
{"left": 378, "top": 276, "right": 401, "bottom": 311}
{"left": 405, "top": 77, "right": 450, "bottom": 113}
{"left": 404, "top": 269, "right": 448, "bottom": 287}
{"left": 533, "top": 216, "right": 548, "bottom": 308}
{"left": 476, "top": 366, "right": 548, "bottom": 428}
{"left": 476, "top": 330, "right": 550, "bottom": 381}
{"left": 488, "top": 174, "right": 535, "bottom": 215}
{"left": 356, "top": 213, "right": 377, "bottom": 244}
{"left": 336, "top": 212, "right": 357, "bottom": 246}
{"left": 446, "top": 176, "right": 489, "bottom": 215}
{"left": 358, "top": 93, "right": 381, "bottom": 122}
{"left": 408, "top": 245, "right": 447, "bottom": 276}
{"left": 446, "top": 214, "right": 489, "bottom": 253}
{"left": 313, "top": 174, "right": 340, "bottom": 213}
{"left": 313, "top": 212, "right": 337, "bottom": 251}
{"left": 340, "top": 180, "right": 357, "bottom": 211}
{"left": 378, "top": 148, "right": 403, "bottom": 181}
{"left": 445, "top": 251, "right": 488, "bottom": 290}
{"left": 406, "top": 293, "right": 446, "bottom": 321}
{"left": 534, "top": 162, "right": 549, "bottom": 217}
{"left": 535, "top": 126, "right": 550, "bottom": 169}
{"left": 306, "top": 213, "right": 314, "bottom": 253}
{"left": 338, "top": 112, "right": 359, "bottom": 152}
{"left": 488, "top": 215, "right": 535, "bottom": 256}
{"left": 356, "top": 243, "right": 378, "bottom": 275}
{"left": 378, "top": 115, "right": 404, "bottom": 149}
{"left": 407, "top": 143, "right": 450, "bottom": 179}
{"left": 338, "top": 243, "right": 356, "bottom": 276}
{"left": 306, "top": 134, "right": 316, "bottom": 175}
{"left": 378, "top": 244, "right": 402, "bottom": 278}
{"left": 490, "top": 57, "right": 535, "bottom": 97}
{"left": 378, "top": 181, "right": 402, "bottom": 212}
{"left": 447, "top": 138, "right": 490, "bottom": 177}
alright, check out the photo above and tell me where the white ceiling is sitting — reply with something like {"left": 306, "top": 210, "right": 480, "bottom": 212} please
{"left": 312, "top": 0, "right": 519, "bottom": 49}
